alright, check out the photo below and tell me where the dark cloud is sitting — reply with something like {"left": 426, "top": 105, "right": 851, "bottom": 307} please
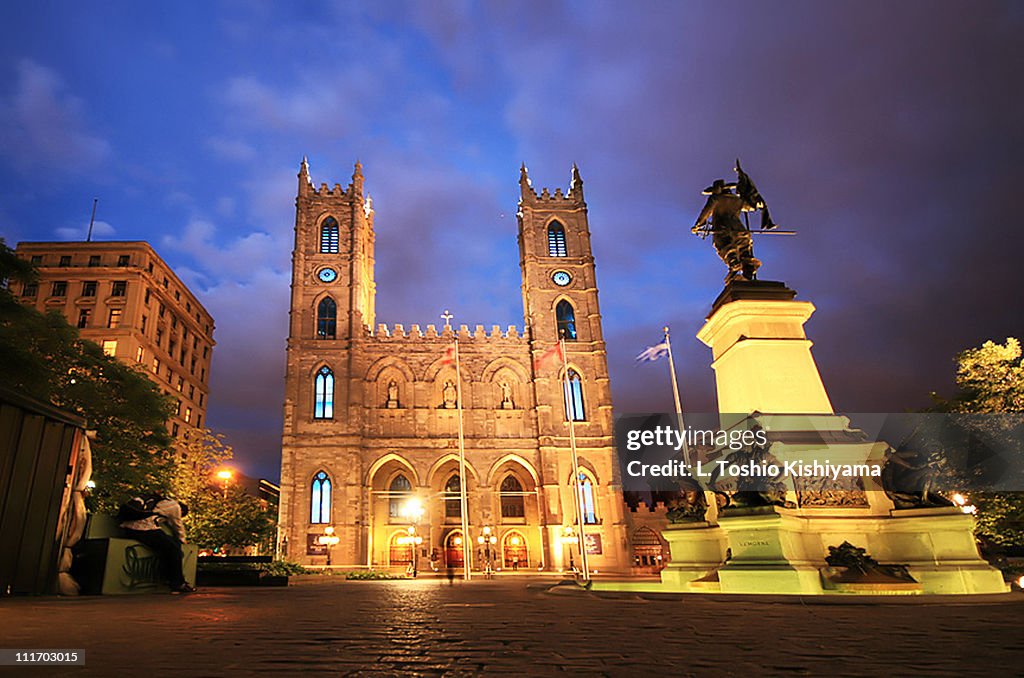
{"left": 1, "top": 2, "right": 1021, "bottom": 481}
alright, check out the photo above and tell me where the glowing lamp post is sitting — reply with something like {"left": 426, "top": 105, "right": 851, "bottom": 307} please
{"left": 400, "top": 498, "right": 425, "bottom": 577}
{"left": 477, "top": 526, "right": 497, "bottom": 577}
{"left": 317, "top": 525, "right": 340, "bottom": 566}
{"left": 560, "top": 526, "right": 578, "bottom": 575}
{"left": 216, "top": 469, "right": 234, "bottom": 499}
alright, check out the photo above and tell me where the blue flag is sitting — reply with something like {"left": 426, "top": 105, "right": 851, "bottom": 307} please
{"left": 636, "top": 341, "right": 669, "bottom": 362}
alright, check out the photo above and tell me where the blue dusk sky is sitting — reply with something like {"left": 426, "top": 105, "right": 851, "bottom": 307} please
{"left": 1, "top": 2, "right": 1022, "bottom": 481}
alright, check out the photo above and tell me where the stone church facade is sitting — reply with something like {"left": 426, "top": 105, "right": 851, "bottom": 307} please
{"left": 278, "top": 159, "right": 631, "bottom": 573}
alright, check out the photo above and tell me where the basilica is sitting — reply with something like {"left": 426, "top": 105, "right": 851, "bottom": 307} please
{"left": 278, "top": 159, "right": 636, "bottom": 573}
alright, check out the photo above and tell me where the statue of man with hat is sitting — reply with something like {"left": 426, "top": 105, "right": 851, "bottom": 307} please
{"left": 691, "top": 178, "right": 761, "bottom": 282}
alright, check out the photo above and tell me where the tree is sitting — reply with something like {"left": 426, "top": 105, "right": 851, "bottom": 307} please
{"left": 933, "top": 338, "right": 1024, "bottom": 547}
{"left": 171, "top": 428, "right": 275, "bottom": 552}
{"left": 0, "top": 240, "right": 175, "bottom": 512}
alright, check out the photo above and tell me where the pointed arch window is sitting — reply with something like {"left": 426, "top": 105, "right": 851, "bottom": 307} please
{"left": 317, "top": 297, "right": 337, "bottom": 339}
{"left": 547, "top": 221, "right": 567, "bottom": 257}
{"left": 311, "top": 471, "right": 332, "bottom": 524}
{"left": 320, "top": 217, "right": 339, "bottom": 253}
{"left": 578, "top": 473, "right": 598, "bottom": 524}
{"left": 500, "top": 475, "right": 525, "bottom": 518}
{"left": 314, "top": 366, "right": 334, "bottom": 419}
{"left": 444, "top": 475, "right": 462, "bottom": 518}
{"left": 389, "top": 474, "right": 412, "bottom": 518}
{"left": 563, "top": 369, "right": 586, "bottom": 421}
{"left": 556, "top": 300, "right": 577, "bottom": 341}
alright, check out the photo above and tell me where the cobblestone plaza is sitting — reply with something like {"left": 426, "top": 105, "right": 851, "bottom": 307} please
{"left": 2, "top": 580, "right": 1023, "bottom": 676}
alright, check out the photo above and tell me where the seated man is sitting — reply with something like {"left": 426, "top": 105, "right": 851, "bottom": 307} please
{"left": 119, "top": 495, "right": 195, "bottom": 594}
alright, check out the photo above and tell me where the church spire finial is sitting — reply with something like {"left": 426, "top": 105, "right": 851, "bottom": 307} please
{"left": 519, "top": 163, "right": 535, "bottom": 201}
{"left": 351, "top": 159, "right": 365, "bottom": 196}
{"left": 569, "top": 162, "right": 584, "bottom": 201}
{"left": 298, "top": 155, "right": 311, "bottom": 194}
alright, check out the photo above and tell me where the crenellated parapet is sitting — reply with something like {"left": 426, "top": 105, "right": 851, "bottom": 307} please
{"left": 518, "top": 163, "right": 585, "bottom": 207}
{"left": 371, "top": 323, "right": 525, "bottom": 341}
{"left": 297, "top": 156, "right": 368, "bottom": 202}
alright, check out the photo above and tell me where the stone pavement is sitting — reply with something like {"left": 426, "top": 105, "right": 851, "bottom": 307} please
{"left": 2, "top": 578, "right": 1024, "bottom": 676}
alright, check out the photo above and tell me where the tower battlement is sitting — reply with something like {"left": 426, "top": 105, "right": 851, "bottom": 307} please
{"left": 518, "top": 163, "right": 585, "bottom": 206}
{"left": 371, "top": 323, "right": 524, "bottom": 341}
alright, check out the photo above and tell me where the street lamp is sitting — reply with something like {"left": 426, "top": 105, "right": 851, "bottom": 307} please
{"left": 317, "top": 525, "right": 340, "bottom": 567}
{"left": 400, "top": 498, "right": 425, "bottom": 577}
{"left": 560, "top": 526, "right": 578, "bottom": 576}
{"left": 216, "top": 468, "right": 234, "bottom": 499}
{"left": 477, "top": 526, "right": 497, "bottom": 578}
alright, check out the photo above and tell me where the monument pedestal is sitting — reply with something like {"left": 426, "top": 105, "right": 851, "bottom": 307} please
{"left": 653, "top": 280, "right": 1008, "bottom": 595}
{"left": 660, "top": 523, "right": 727, "bottom": 590}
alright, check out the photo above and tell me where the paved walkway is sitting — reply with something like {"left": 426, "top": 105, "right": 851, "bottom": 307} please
{"left": 2, "top": 579, "right": 1023, "bottom": 676}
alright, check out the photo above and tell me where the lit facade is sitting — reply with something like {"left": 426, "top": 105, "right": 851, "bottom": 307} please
{"left": 278, "top": 160, "right": 631, "bottom": 572}
{"left": 14, "top": 241, "right": 215, "bottom": 438}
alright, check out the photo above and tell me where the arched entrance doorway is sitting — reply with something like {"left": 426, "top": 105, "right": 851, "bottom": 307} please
{"left": 632, "top": 527, "right": 666, "bottom": 572}
{"left": 389, "top": 532, "right": 413, "bottom": 567}
{"left": 503, "top": 531, "right": 528, "bottom": 570}
{"left": 444, "top": 531, "right": 464, "bottom": 568}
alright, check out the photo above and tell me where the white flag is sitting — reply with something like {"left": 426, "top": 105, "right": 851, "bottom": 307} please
{"left": 636, "top": 341, "right": 669, "bottom": 362}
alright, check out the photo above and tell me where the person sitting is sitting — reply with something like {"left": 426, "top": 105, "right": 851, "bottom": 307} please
{"left": 118, "top": 495, "right": 195, "bottom": 594}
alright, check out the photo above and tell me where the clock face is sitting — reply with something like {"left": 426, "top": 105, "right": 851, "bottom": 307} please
{"left": 552, "top": 270, "right": 572, "bottom": 287}
{"left": 318, "top": 268, "right": 338, "bottom": 283}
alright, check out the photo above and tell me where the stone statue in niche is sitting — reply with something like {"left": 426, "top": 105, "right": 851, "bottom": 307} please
{"left": 498, "top": 381, "right": 514, "bottom": 409}
{"left": 385, "top": 380, "right": 399, "bottom": 409}
{"left": 441, "top": 380, "right": 458, "bottom": 409}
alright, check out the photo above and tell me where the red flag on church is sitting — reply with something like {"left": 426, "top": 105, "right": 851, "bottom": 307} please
{"left": 533, "top": 343, "right": 563, "bottom": 372}
{"left": 440, "top": 346, "right": 455, "bottom": 366}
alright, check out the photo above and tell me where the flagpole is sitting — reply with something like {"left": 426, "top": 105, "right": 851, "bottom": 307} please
{"left": 559, "top": 334, "right": 590, "bottom": 582}
{"left": 453, "top": 328, "right": 471, "bottom": 582}
{"left": 664, "top": 326, "right": 691, "bottom": 468}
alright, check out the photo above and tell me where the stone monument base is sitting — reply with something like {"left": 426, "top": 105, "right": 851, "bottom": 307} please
{"left": 659, "top": 522, "right": 727, "bottom": 590}
{"left": 685, "top": 506, "right": 1008, "bottom": 595}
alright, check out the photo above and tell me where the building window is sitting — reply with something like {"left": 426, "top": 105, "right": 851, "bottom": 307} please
{"left": 135, "top": 346, "right": 144, "bottom": 362}
{"left": 444, "top": 475, "right": 462, "bottom": 519}
{"left": 82, "top": 281, "right": 97, "bottom": 297}
{"left": 311, "top": 471, "right": 332, "bottom": 524}
{"left": 59, "top": 256, "right": 71, "bottom": 267}
{"left": 177, "top": 376, "right": 184, "bottom": 392}
{"left": 547, "top": 221, "right": 567, "bottom": 257}
{"left": 77, "top": 308, "right": 91, "bottom": 328}
{"left": 153, "top": 357, "right": 160, "bottom": 374}
{"left": 184, "top": 407, "right": 192, "bottom": 424}
{"left": 158, "top": 303, "right": 165, "bottom": 318}
{"left": 388, "top": 474, "right": 412, "bottom": 518}
{"left": 579, "top": 474, "right": 597, "bottom": 524}
{"left": 155, "top": 329, "right": 163, "bottom": 347}
{"left": 144, "top": 289, "right": 151, "bottom": 304}
{"left": 316, "top": 297, "right": 337, "bottom": 339}
{"left": 189, "top": 385, "right": 194, "bottom": 399}
{"left": 117, "top": 255, "right": 129, "bottom": 267}
{"left": 500, "top": 475, "right": 525, "bottom": 518}
{"left": 22, "top": 283, "right": 37, "bottom": 297}
{"left": 195, "top": 414, "right": 201, "bottom": 428}
{"left": 556, "top": 300, "right": 577, "bottom": 341}
{"left": 88, "top": 255, "right": 100, "bottom": 267}
{"left": 112, "top": 281, "right": 127, "bottom": 297}
{"left": 314, "top": 366, "right": 334, "bottom": 419}
{"left": 108, "top": 309, "right": 122, "bottom": 328}
{"left": 199, "top": 393, "right": 204, "bottom": 406}
{"left": 30, "top": 255, "right": 42, "bottom": 265}
{"left": 102, "top": 340, "right": 117, "bottom": 357}
{"left": 51, "top": 281, "right": 67, "bottom": 297}
{"left": 141, "top": 315, "right": 147, "bottom": 333}
{"left": 320, "top": 217, "right": 340, "bottom": 254}
{"left": 175, "top": 400, "right": 182, "bottom": 415}
{"left": 563, "top": 369, "right": 586, "bottom": 421}
{"left": 172, "top": 423, "right": 179, "bottom": 436}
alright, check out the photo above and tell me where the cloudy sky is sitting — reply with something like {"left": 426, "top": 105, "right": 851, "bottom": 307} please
{"left": 2, "top": 1, "right": 1022, "bottom": 481}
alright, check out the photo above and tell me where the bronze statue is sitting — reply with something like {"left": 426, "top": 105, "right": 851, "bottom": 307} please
{"left": 881, "top": 446, "right": 955, "bottom": 510}
{"left": 692, "top": 160, "right": 782, "bottom": 283}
